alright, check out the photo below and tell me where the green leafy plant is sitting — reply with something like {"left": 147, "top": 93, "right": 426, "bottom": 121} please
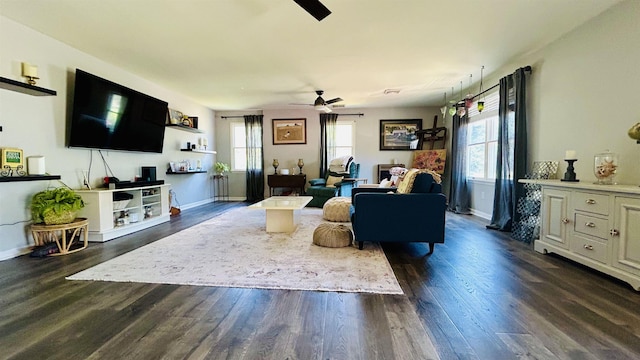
{"left": 30, "top": 187, "right": 85, "bottom": 225}
{"left": 214, "top": 162, "right": 231, "bottom": 174}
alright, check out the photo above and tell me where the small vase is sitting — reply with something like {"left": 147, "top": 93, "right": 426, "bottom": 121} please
{"left": 594, "top": 151, "right": 618, "bottom": 185}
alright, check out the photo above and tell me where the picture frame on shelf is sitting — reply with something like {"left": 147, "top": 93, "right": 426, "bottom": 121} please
{"left": 272, "top": 118, "right": 307, "bottom": 145}
{"left": 379, "top": 119, "right": 422, "bottom": 150}
{"left": 167, "top": 108, "right": 183, "bottom": 125}
{"left": 188, "top": 116, "right": 198, "bottom": 129}
{"left": 1, "top": 147, "right": 24, "bottom": 168}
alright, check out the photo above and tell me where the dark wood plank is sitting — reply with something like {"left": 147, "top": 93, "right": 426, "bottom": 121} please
{"left": 1, "top": 201, "right": 640, "bottom": 359}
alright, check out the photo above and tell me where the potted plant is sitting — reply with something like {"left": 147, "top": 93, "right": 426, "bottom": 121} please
{"left": 214, "top": 162, "right": 231, "bottom": 175}
{"left": 30, "top": 187, "right": 85, "bottom": 225}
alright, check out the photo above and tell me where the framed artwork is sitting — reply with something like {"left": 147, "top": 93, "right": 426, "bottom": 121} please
{"left": 0, "top": 148, "right": 24, "bottom": 176}
{"left": 167, "top": 108, "right": 184, "bottom": 125}
{"left": 412, "top": 149, "right": 447, "bottom": 174}
{"left": 273, "top": 118, "right": 307, "bottom": 145}
{"left": 379, "top": 119, "right": 422, "bottom": 150}
{"left": 188, "top": 116, "right": 198, "bottom": 129}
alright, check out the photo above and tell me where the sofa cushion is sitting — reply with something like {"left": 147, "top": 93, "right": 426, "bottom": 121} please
{"left": 396, "top": 169, "right": 442, "bottom": 194}
{"left": 396, "top": 168, "right": 421, "bottom": 193}
{"left": 326, "top": 175, "right": 344, "bottom": 187}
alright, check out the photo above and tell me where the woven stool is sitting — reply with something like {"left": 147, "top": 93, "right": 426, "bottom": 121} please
{"left": 313, "top": 223, "right": 353, "bottom": 248}
{"left": 322, "top": 197, "right": 352, "bottom": 222}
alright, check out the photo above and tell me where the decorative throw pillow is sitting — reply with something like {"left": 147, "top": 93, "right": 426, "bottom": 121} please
{"left": 396, "top": 168, "right": 422, "bottom": 194}
{"left": 326, "top": 175, "right": 344, "bottom": 187}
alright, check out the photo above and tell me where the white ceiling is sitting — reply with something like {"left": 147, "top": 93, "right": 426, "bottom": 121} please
{"left": 0, "top": 0, "right": 622, "bottom": 110}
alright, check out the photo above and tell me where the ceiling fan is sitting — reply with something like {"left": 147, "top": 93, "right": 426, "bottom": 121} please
{"left": 292, "top": 90, "right": 343, "bottom": 112}
{"left": 293, "top": 0, "right": 331, "bottom": 21}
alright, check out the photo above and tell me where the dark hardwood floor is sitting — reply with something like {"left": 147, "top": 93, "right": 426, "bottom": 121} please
{"left": 1, "top": 201, "right": 640, "bottom": 359}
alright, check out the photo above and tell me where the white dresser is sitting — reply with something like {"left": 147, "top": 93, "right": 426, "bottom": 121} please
{"left": 521, "top": 180, "right": 640, "bottom": 291}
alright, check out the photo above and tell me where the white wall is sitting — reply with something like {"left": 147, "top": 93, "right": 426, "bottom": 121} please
{"left": 215, "top": 107, "right": 443, "bottom": 199}
{"left": 489, "top": 0, "right": 640, "bottom": 184}
{"left": 0, "top": 17, "right": 215, "bottom": 259}
{"left": 465, "top": 0, "right": 640, "bottom": 217}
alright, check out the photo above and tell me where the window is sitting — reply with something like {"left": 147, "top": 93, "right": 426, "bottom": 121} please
{"left": 334, "top": 120, "right": 355, "bottom": 158}
{"left": 230, "top": 122, "right": 246, "bottom": 171}
{"left": 467, "top": 92, "right": 499, "bottom": 180}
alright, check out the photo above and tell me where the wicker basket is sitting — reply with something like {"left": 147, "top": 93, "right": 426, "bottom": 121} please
{"left": 43, "top": 210, "right": 78, "bottom": 225}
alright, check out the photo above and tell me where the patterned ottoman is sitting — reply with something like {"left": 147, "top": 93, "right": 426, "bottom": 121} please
{"left": 313, "top": 223, "right": 353, "bottom": 248}
{"left": 322, "top": 197, "right": 352, "bottom": 222}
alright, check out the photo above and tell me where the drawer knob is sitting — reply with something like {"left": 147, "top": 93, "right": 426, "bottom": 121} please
{"left": 610, "top": 229, "right": 619, "bottom": 236}
{"left": 585, "top": 222, "right": 596, "bottom": 228}
{"left": 583, "top": 244, "right": 594, "bottom": 250}
{"left": 561, "top": 218, "right": 570, "bottom": 224}
{"left": 585, "top": 199, "right": 596, "bottom": 204}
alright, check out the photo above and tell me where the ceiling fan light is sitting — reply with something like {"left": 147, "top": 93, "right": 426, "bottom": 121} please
{"left": 314, "top": 104, "right": 324, "bottom": 110}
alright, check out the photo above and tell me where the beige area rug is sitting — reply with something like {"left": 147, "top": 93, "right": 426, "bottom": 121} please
{"left": 67, "top": 207, "right": 403, "bottom": 294}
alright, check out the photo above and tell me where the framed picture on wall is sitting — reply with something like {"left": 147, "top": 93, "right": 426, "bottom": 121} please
{"left": 273, "top": 118, "right": 307, "bottom": 145}
{"left": 379, "top": 119, "right": 422, "bottom": 150}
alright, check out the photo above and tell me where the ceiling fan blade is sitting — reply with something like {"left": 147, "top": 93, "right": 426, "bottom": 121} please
{"left": 325, "top": 97, "right": 343, "bottom": 105}
{"left": 293, "top": 0, "right": 331, "bottom": 21}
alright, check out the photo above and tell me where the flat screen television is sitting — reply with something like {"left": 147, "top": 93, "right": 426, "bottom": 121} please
{"left": 68, "top": 69, "right": 168, "bottom": 153}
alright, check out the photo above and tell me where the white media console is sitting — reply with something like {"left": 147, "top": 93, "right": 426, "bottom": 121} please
{"left": 76, "top": 184, "right": 170, "bottom": 242}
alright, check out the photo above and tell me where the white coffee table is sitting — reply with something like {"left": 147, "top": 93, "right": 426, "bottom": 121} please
{"left": 249, "top": 196, "right": 313, "bottom": 233}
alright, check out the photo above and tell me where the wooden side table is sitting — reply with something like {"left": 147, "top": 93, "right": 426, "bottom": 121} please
{"left": 267, "top": 174, "right": 306, "bottom": 196}
{"left": 31, "top": 218, "right": 89, "bottom": 256}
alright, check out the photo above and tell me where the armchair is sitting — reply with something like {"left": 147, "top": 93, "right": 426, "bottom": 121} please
{"left": 350, "top": 170, "right": 446, "bottom": 253}
{"left": 306, "top": 161, "right": 360, "bottom": 208}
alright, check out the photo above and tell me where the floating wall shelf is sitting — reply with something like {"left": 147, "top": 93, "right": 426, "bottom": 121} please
{"left": 0, "top": 76, "right": 57, "bottom": 96}
{"left": 0, "top": 175, "right": 61, "bottom": 183}
{"left": 166, "top": 170, "right": 207, "bottom": 175}
{"left": 165, "top": 124, "right": 203, "bottom": 133}
{"left": 180, "top": 149, "right": 217, "bottom": 154}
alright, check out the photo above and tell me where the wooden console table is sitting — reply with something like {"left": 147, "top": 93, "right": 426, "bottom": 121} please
{"left": 268, "top": 174, "right": 306, "bottom": 196}
{"left": 31, "top": 218, "right": 89, "bottom": 256}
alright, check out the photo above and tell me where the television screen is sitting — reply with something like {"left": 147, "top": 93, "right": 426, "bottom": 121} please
{"left": 68, "top": 69, "right": 168, "bottom": 153}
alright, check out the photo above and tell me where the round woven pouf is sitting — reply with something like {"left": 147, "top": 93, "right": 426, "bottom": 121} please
{"left": 313, "top": 223, "right": 353, "bottom": 248}
{"left": 322, "top": 197, "right": 352, "bottom": 222}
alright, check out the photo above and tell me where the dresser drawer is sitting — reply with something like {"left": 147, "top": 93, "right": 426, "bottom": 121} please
{"left": 574, "top": 213, "right": 609, "bottom": 240}
{"left": 574, "top": 192, "right": 609, "bottom": 215}
{"left": 571, "top": 236, "right": 608, "bottom": 264}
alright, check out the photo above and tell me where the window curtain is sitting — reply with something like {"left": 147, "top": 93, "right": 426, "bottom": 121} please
{"left": 319, "top": 113, "right": 339, "bottom": 178}
{"left": 244, "top": 115, "right": 264, "bottom": 203}
{"left": 487, "top": 67, "right": 529, "bottom": 231}
{"left": 447, "top": 112, "right": 471, "bottom": 214}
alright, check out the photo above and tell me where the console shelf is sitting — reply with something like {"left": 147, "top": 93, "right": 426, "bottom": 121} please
{"left": 0, "top": 76, "right": 57, "bottom": 96}
{"left": 76, "top": 184, "right": 170, "bottom": 242}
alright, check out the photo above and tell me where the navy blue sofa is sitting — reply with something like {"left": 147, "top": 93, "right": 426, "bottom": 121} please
{"left": 349, "top": 172, "right": 446, "bottom": 252}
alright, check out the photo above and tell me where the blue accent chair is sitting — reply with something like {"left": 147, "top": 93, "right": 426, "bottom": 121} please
{"left": 349, "top": 172, "right": 446, "bottom": 253}
{"left": 306, "top": 162, "right": 360, "bottom": 208}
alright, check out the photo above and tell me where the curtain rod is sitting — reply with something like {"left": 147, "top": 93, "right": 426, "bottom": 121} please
{"left": 455, "top": 65, "right": 532, "bottom": 105}
{"left": 221, "top": 113, "right": 364, "bottom": 118}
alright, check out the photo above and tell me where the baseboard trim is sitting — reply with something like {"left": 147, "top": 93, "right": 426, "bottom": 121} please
{"left": 470, "top": 209, "right": 492, "bottom": 220}
{"left": 0, "top": 246, "right": 31, "bottom": 261}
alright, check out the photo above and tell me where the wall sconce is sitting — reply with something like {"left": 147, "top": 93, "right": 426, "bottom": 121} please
{"left": 21, "top": 62, "right": 39, "bottom": 86}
